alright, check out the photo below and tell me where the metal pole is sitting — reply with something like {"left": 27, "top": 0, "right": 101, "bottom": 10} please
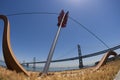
{"left": 42, "top": 13, "right": 66, "bottom": 74}
{"left": 77, "top": 44, "right": 83, "bottom": 68}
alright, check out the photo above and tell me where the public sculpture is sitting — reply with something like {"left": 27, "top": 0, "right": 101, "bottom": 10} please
{"left": 94, "top": 50, "right": 117, "bottom": 70}
{"left": 0, "top": 14, "right": 118, "bottom": 76}
{"left": 0, "top": 15, "right": 29, "bottom": 76}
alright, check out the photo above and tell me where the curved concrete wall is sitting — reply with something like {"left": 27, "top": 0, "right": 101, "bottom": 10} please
{"left": 0, "top": 15, "right": 29, "bottom": 76}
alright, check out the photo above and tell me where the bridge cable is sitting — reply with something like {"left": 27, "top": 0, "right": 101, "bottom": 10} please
{"left": 55, "top": 46, "right": 77, "bottom": 60}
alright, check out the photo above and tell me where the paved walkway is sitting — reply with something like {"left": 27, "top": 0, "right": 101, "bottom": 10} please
{"left": 114, "top": 70, "right": 120, "bottom": 80}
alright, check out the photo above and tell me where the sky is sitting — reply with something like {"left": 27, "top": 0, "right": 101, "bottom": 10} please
{"left": 0, "top": 0, "right": 120, "bottom": 67}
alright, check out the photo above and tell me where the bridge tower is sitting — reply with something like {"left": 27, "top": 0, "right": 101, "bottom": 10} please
{"left": 33, "top": 57, "right": 36, "bottom": 71}
{"left": 77, "top": 44, "right": 83, "bottom": 68}
{"left": 26, "top": 63, "right": 29, "bottom": 67}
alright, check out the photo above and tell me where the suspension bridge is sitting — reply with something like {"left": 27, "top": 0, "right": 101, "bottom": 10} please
{"left": 21, "top": 44, "right": 120, "bottom": 69}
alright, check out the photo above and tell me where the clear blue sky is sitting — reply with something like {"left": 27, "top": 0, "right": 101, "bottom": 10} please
{"left": 0, "top": 0, "right": 120, "bottom": 67}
